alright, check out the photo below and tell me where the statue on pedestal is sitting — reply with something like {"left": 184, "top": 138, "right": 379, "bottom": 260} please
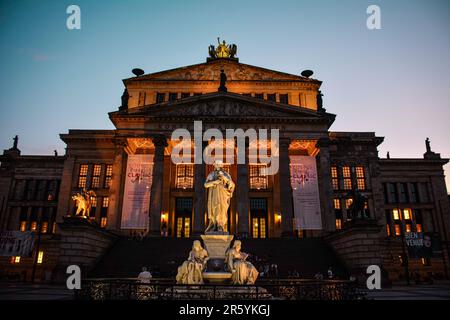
{"left": 204, "top": 160, "right": 235, "bottom": 233}
{"left": 225, "top": 240, "right": 259, "bottom": 285}
{"left": 176, "top": 240, "right": 209, "bottom": 284}
{"left": 71, "top": 188, "right": 96, "bottom": 218}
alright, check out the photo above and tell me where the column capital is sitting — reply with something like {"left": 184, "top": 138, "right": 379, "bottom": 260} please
{"left": 152, "top": 135, "right": 168, "bottom": 148}
{"left": 279, "top": 137, "right": 291, "bottom": 148}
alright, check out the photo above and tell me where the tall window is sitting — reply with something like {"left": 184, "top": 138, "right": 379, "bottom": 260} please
{"left": 176, "top": 164, "right": 194, "bottom": 189}
{"left": 47, "top": 180, "right": 59, "bottom": 201}
{"left": 25, "top": 180, "right": 35, "bottom": 200}
{"left": 104, "top": 165, "right": 113, "bottom": 188}
{"left": 249, "top": 164, "right": 268, "bottom": 190}
{"left": 168, "top": 93, "right": 178, "bottom": 101}
{"left": 156, "top": 92, "right": 165, "bottom": 103}
{"left": 100, "top": 197, "right": 109, "bottom": 228}
{"left": 78, "top": 164, "right": 88, "bottom": 188}
{"left": 267, "top": 93, "right": 276, "bottom": 102}
{"left": 37, "top": 251, "right": 44, "bottom": 264}
{"left": 387, "top": 183, "right": 398, "bottom": 203}
{"left": 255, "top": 93, "right": 264, "bottom": 99}
{"left": 334, "top": 198, "right": 342, "bottom": 230}
{"left": 90, "top": 196, "right": 97, "bottom": 219}
{"left": 410, "top": 183, "right": 419, "bottom": 203}
{"left": 342, "top": 166, "right": 352, "bottom": 190}
{"left": 331, "top": 166, "right": 339, "bottom": 190}
{"left": 181, "top": 92, "right": 190, "bottom": 99}
{"left": 355, "top": 166, "right": 366, "bottom": 190}
{"left": 92, "top": 165, "right": 101, "bottom": 188}
{"left": 36, "top": 180, "right": 47, "bottom": 201}
{"left": 385, "top": 210, "right": 391, "bottom": 236}
{"left": 399, "top": 183, "right": 408, "bottom": 203}
{"left": 279, "top": 94, "right": 289, "bottom": 104}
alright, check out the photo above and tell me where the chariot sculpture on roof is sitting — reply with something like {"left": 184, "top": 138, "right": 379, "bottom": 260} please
{"left": 208, "top": 38, "right": 237, "bottom": 60}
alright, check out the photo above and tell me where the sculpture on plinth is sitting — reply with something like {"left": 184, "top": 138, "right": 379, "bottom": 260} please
{"left": 204, "top": 160, "right": 235, "bottom": 233}
{"left": 225, "top": 240, "right": 259, "bottom": 285}
{"left": 176, "top": 240, "right": 209, "bottom": 284}
{"left": 71, "top": 188, "right": 96, "bottom": 218}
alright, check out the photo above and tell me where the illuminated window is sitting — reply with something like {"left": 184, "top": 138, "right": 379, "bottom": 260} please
{"left": 249, "top": 164, "right": 268, "bottom": 190}
{"left": 102, "top": 197, "right": 109, "bottom": 208}
{"left": 422, "top": 258, "right": 431, "bottom": 266}
{"left": 342, "top": 166, "right": 352, "bottom": 190}
{"left": 331, "top": 166, "right": 339, "bottom": 190}
{"left": 416, "top": 224, "right": 423, "bottom": 233}
{"left": 104, "top": 165, "right": 113, "bottom": 188}
{"left": 176, "top": 164, "right": 194, "bottom": 189}
{"left": 252, "top": 218, "right": 259, "bottom": 239}
{"left": 52, "top": 222, "right": 57, "bottom": 234}
{"left": 403, "top": 208, "right": 411, "bottom": 220}
{"left": 386, "top": 224, "right": 391, "bottom": 236}
{"left": 11, "top": 256, "right": 20, "bottom": 264}
{"left": 336, "top": 219, "right": 342, "bottom": 230}
{"left": 279, "top": 94, "right": 289, "bottom": 104}
{"left": 394, "top": 224, "right": 401, "bottom": 236}
{"left": 260, "top": 218, "right": 266, "bottom": 238}
{"left": 92, "top": 165, "right": 101, "bottom": 188}
{"left": 184, "top": 218, "right": 191, "bottom": 238}
{"left": 345, "top": 198, "right": 353, "bottom": 209}
{"left": 405, "top": 224, "right": 412, "bottom": 233}
{"left": 41, "top": 222, "right": 48, "bottom": 234}
{"left": 30, "top": 221, "right": 37, "bottom": 232}
{"left": 37, "top": 251, "right": 44, "bottom": 264}
{"left": 392, "top": 209, "right": 400, "bottom": 221}
{"left": 100, "top": 217, "right": 107, "bottom": 228}
{"left": 89, "top": 196, "right": 97, "bottom": 218}
{"left": 78, "top": 164, "right": 88, "bottom": 188}
{"left": 333, "top": 198, "right": 341, "bottom": 209}
{"left": 20, "top": 221, "right": 27, "bottom": 232}
{"left": 355, "top": 166, "right": 366, "bottom": 190}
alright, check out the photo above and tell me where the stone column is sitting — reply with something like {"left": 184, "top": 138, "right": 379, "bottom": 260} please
{"left": 193, "top": 141, "right": 207, "bottom": 236}
{"left": 279, "top": 137, "right": 294, "bottom": 237}
{"left": 236, "top": 144, "right": 249, "bottom": 237}
{"left": 56, "top": 156, "right": 76, "bottom": 223}
{"left": 316, "top": 137, "right": 334, "bottom": 232}
{"left": 106, "top": 139, "right": 127, "bottom": 230}
{"left": 149, "top": 135, "right": 167, "bottom": 236}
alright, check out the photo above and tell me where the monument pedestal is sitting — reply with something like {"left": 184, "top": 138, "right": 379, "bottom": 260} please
{"left": 200, "top": 233, "right": 234, "bottom": 283}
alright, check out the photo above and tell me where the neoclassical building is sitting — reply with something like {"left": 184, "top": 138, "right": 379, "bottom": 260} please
{"left": 1, "top": 42, "right": 449, "bottom": 282}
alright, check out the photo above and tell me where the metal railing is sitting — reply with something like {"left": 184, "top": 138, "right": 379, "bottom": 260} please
{"left": 75, "top": 278, "right": 367, "bottom": 300}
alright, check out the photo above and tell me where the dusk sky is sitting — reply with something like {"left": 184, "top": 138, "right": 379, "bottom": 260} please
{"left": 0, "top": 0, "right": 449, "bottom": 190}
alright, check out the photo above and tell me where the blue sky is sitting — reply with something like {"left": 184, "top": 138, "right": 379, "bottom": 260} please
{"left": 0, "top": 0, "right": 449, "bottom": 190}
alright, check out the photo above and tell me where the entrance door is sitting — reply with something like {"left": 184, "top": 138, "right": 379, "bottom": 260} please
{"left": 250, "top": 198, "right": 268, "bottom": 238}
{"left": 175, "top": 197, "right": 193, "bottom": 238}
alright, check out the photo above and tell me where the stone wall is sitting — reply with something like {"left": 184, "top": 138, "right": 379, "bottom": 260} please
{"left": 55, "top": 217, "right": 118, "bottom": 281}
{"left": 325, "top": 219, "right": 383, "bottom": 281}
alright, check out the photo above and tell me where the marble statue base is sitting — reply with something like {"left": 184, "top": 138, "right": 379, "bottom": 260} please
{"left": 200, "top": 234, "right": 234, "bottom": 259}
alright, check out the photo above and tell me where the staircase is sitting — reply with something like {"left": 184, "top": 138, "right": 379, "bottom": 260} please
{"left": 90, "top": 237, "right": 348, "bottom": 279}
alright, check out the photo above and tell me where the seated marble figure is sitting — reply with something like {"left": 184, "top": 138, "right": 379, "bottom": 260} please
{"left": 176, "top": 240, "right": 209, "bottom": 284}
{"left": 225, "top": 240, "right": 259, "bottom": 285}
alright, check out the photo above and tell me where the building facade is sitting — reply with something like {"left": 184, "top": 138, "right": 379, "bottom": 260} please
{"left": 1, "top": 44, "right": 449, "bottom": 282}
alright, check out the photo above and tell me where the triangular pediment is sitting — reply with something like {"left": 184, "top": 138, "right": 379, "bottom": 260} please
{"left": 118, "top": 92, "right": 331, "bottom": 121}
{"left": 124, "top": 59, "right": 320, "bottom": 83}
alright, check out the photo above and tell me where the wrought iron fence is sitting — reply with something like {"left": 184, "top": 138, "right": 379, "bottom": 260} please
{"left": 75, "top": 278, "right": 367, "bottom": 300}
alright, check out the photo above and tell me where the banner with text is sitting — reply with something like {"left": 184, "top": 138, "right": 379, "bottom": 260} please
{"left": 0, "top": 231, "right": 35, "bottom": 257}
{"left": 290, "top": 155, "right": 322, "bottom": 230}
{"left": 121, "top": 154, "right": 154, "bottom": 229}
